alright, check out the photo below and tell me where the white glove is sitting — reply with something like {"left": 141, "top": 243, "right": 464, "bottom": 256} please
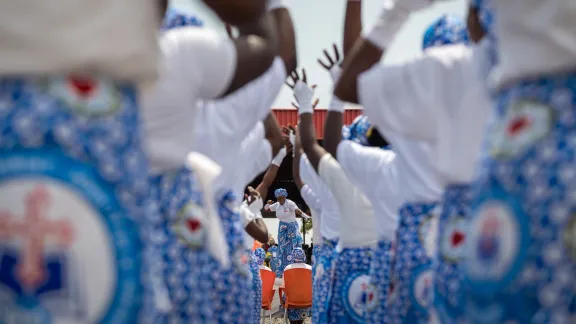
{"left": 302, "top": 213, "right": 311, "bottom": 220}
{"left": 329, "top": 66, "right": 342, "bottom": 84}
{"left": 293, "top": 81, "right": 314, "bottom": 115}
{"left": 271, "top": 147, "right": 287, "bottom": 166}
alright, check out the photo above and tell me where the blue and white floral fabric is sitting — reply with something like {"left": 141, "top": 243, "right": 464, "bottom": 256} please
{"left": 328, "top": 247, "right": 374, "bottom": 323}
{"left": 312, "top": 239, "right": 337, "bottom": 324}
{"left": 277, "top": 221, "right": 304, "bottom": 278}
{"left": 464, "top": 73, "right": 576, "bottom": 324}
{"left": 0, "top": 76, "right": 152, "bottom": 323}
{"left": 387, "top": 202, "right": 438, "bottom": 324}
{"left": 422, "top": 14, "right": 470, "bottom": 50}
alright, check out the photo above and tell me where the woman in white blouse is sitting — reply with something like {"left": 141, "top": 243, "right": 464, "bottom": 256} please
{"left": 264, "top": 188, "right": 309, "bottom": 278}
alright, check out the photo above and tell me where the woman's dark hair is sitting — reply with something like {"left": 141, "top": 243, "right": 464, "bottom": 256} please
{"left": 367, "top": 127, "right": 389, "bottom": 148}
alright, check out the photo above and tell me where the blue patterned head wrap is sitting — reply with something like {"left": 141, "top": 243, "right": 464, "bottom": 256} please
{"left": 253, "top": 248, "right": 266, "bottom": 265}
{"left": 342, "top": 115, "right": 373, "bottom": 146}
{"left": 292, "top": 248, "right": 307, "bottom": 263}
{"left": 274, "top": 188, "right": 288, "bottom": 198}
{"left": 422, "top": 14, "right": 470, "bottom": 50}
{"left": 163, "top": 9, "right": 204, "bottom": 30}
{"left": 469, "top": 0, "right": 494, "bottom": 35}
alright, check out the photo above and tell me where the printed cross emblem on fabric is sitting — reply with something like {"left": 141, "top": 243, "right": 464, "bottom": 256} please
{"left": 0, "top": 185, "right": 74, "bottom": 291}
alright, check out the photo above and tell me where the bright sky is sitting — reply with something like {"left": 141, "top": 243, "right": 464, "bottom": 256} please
{"left": 172, "top": 0, "right": 467, "bottom": 109}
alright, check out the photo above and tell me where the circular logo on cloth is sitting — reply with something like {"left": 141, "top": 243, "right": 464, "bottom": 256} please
{"left": 173, "top": 203, "right": 206, "bottom": 248}
{"left": 410, "top": 267, "right": 434, "bottom": 311}
{"left": 419, "top": 215, "right": 439, "bottom": 258}
{"left": 464, "top": 189, "right": 528, "bottom": 295}
{"left": 342, "top": 274, "right": 374, "bottom": 321}
{"left": 0, "top": 150, "right": 141, "bottom": 323}
{"left": 489, "top": 99, "right": 553, "bottom": 159}
{"left": 43, "top": 76, "right": 122, "bottom": 117}
{"left": 441, "top": 216, "right": 469, "bottom": 262}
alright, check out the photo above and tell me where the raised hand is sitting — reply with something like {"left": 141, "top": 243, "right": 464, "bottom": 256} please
{"left": 285, "top": 68, "right": 314, "bottom": 89}
{"left": 318, "top": 44, "right": 343, "bottom": 83}
{"left": 285, "top": 69, "right": 317, "bottom": 114}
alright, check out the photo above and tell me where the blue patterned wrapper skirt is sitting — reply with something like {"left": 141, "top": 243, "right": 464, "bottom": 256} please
{"left": 434, "top": 184, "right": 473, "bottom": 324}
{"left": 328, "top": 246, "right": 374, "bottom": 324}
{"left": 276, "top": 220, "right": 303, "bottom": 278}
{"left": 249, "top": 255, "right": 262, "bottom": 323}
{"left": 147, "top": 172, "right": 254, "bottom": 323}
{"left": 365, "top": 239, "right": 394, "bottom": 324}
{"left": 464, "top": 73, "right": 576, "bottom": 324}
{"left": 387, "top": 202, "right": 438, "bottom": 324}
{"left": 0, "top": 77, "right": 151, "bottom": 324}
{"left": 312, "top": 238, "right": 337, "bottom": 324}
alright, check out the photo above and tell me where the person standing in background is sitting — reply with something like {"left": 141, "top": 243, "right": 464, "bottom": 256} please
{"left": 264, "top": 188, "right": 310, "bottom": 278}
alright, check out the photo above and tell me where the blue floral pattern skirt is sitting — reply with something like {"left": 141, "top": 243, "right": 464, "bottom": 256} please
{"left": 312, "top": 239, "right": 337, "bottom": 324}
{"left": 434, "top": 184, "right": 472, "bottom": 324}
{"left": 0, "top": 77, "right": 151, "bottom": 324}
{"left": 365, "top": 239, "right": 394, "bottom": 324}
{"left": 212, "top": 192, "right": 253, "bottom": 322}
{"left": 329, "top": 247, "right": 374, "bottom": 323}
{"left": 276, "top": 220, "right": 303, "bottom": 278}
{"left": 250, "top": 254, "right": 262, "bottom": 323}
{"left": 464, "top": 73, "right": 576, "bottom": 323}
{"left": 388, "top": 202, "right": 438, "bottom": 324}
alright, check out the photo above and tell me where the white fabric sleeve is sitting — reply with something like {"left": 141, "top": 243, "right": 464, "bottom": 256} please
{"left": 239, "top": 203, "right": 256, "bottom": 228}
{"left": 298, "top": 155, "right": 318, "bottom": 191}
{"left": 337, "top": 140, "right": 395, "bottom": 194}
{"left": 268, "top": 202, "right": 279, "bottom": 212}
{"left": 289, "top": 200, "right": 297, "bottom": 212}
{"left": 213, "top": 57, "right": 286, "bottom": 141}
{"left": 239, "top": 137, "right": 273, "bottom": 186}
{"left": 0, "top": 0, "right": 158, "bottom": 81}
{"left": 301, "top": 184, "right": 321, "bottom": 213}
{"left": 169, "top": 28, "right": 237, "bottom": 100}
{"left": 358, "top": 47, "right": 463, "bottom": 141}
{"left": 317, "top": 154, "right": 356, "bottom": 204}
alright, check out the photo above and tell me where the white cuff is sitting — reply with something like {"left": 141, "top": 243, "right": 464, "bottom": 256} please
{"left": 328, "top": 96, "right": 345, "bottom": 113}
{"left": 267, "top": 0, "right": 286, "bottom": 11}
{"left": 363, "top": 1, "right": 410, "bottom": 50}
{"left": 272, "top": 147, "right": 287, "bottom": 166}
